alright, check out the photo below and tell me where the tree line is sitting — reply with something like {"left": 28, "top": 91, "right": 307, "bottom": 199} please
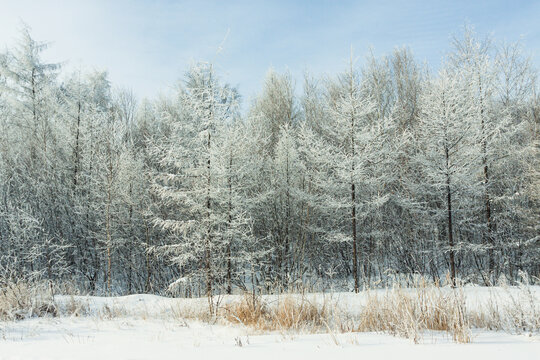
{"left": 0, "top": 27, "right": 538, "bottom": 296}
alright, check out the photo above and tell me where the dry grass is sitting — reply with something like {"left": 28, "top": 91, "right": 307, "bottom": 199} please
{"left": 170, "top": 301, "right": 214, "bottom": 322}
{"left": 0, "top": 280, "right": 57, "bottom": 320}
{"left": 181, "top": 279, "right": 538, "bottom": 344}
{"left": 224, "top": 294, "right": 268, "bottom": 328}
{"left": 346, "top": 283, "right": 471, "bottom": 343}
{"left": 62, "top": 295, "right": 90, "bottom": 317}
{"left": 221, "top": 280, "right": 474, "bottom": 343}
{"left": 1, "top": 277, "right": 537, "bottom": 346}
{"left": 272, "top": 296, "right": 328, "bottom": 330}
{"left": 468, "top": 275, "right": 540, "bottom": 333}
{"left": 223, "top": 293, "right": 329, "bottom": 332}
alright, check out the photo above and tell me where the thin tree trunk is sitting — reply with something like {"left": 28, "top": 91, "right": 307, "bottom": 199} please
{"left": 445, "top": 146, "right": 456, "bottom": 286}
{"left": 226, "top": 152, "right": 233, "bottom": 295}
{"left": 483, "top": 159, "right": 494, "bottom": 276}
{"left": 349, "top": 50, "right": 359, "bottom": 293}
{"left": 73, "top": 100, "right": 81, "bottom": 186}
{"left": 478, "top": 75, "right": 495, "bottom": 281}
{"left": 106, "top": 143, "right": 113, "bottom": 294}
{"left": 128, "top": 182, "right": 133, "bottom": 294}
{"left": 352, "top": 181, "right": 359, "bottom": 293}
{"left": 145, "top": 224, "right": 152, "bottom": 293}
{"left": 284, "top": 142, "right": 290, "bottom": 288}
{"left": 205, "top": 130, "right": 213, "bottom": 313}
{"left": 30, "top": 67, "right": 37, "bottom": 162}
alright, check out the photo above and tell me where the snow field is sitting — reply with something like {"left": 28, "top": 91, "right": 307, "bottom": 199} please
{"left": 0, "top": 285, "right": 538, "bottom": 359}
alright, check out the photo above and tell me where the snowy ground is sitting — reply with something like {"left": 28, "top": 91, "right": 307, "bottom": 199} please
{"left": 0, "top": 317, "right": 538, "bottom": 360}
{"left": 0, "top": 287, "right": 538, "bottom": 360}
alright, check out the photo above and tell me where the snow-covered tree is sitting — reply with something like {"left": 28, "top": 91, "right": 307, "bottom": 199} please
{"left": 415, "top": 68, "right": 482, "bottom": 284}
{"left": 300, "top": 56, "right": 381, "bottom": 292}
{"left": 151, "top": 63, "right": 242, "bottom": 308}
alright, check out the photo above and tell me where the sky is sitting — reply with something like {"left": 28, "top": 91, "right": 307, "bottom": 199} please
{"left": 0, "top": 0, "right": 538, "bottom": 106}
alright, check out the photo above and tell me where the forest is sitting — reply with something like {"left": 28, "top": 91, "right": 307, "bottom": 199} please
{"left": 0, "top": 26, "right": 538, "bottom": 298}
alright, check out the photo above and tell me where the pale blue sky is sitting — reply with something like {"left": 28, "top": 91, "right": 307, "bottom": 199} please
{"left": 0, "top": 0, "right": 538, "bottom": 105}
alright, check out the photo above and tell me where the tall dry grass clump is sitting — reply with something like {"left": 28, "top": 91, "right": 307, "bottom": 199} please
{"left": 272, "top": 295, "right": 328, "bottom": 330}
{"left": 468, "top": 273, "right": 540, "bottom": 333}
{"left": 224, "top": 293, "right": 330, "bottom": 332}
{"left": 224, "top": 293, "right": 269, "bottom": 328}
{"left": 0, "top": 280, "right": 57, "bottom": 320}
{"left": 62, "top": 295, "right": 90, "bottom": 317}
{"left": 350, "top": 280, "right": 471, "bottom": 343}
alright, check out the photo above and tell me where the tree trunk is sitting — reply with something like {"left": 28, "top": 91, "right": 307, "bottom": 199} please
{"left": 106, "top": 143, "right": 113, "bottom": 294}
{"left": 128, "top": 183, "right": 133, "bottom": 294}
{"left": 349, "top": 52, "right": 360, "bottom": 293}
{"left": 352, "top": 181, "right": 359, "bottom": 293}
{"left": 478, "top": 75, "right": 495, "bottom": 281}
{"left": 205, "top": 131, "right": 213, "bottom": 312}
{"left": 445, "top": 146, "right": 456, "bottom": 286}
{"left": 284, "top": 142, "right": 290, "bottom": 288}
{"left": 73, "top": 100, "right": 81, "bottom": 187}
{"left": 145, "top": 224, "right": 152, "bottom": 293}
{"left": 226, "top": 152, "right": 233, "bottom": 295}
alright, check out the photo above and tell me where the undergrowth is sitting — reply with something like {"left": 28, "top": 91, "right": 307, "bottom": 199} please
{"left": 0, "top": 280, "right": 56, "bottom": 320}
{"left": 0, "top": 276, "right": 538, "bottom": 345}
{"left": 223, "top": 293, "right": 329, "bottom": 332}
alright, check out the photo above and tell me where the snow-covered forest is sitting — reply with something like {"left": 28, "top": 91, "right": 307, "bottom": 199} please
{"left": 0, "top": 26, "right": 538, "bottom": 298}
